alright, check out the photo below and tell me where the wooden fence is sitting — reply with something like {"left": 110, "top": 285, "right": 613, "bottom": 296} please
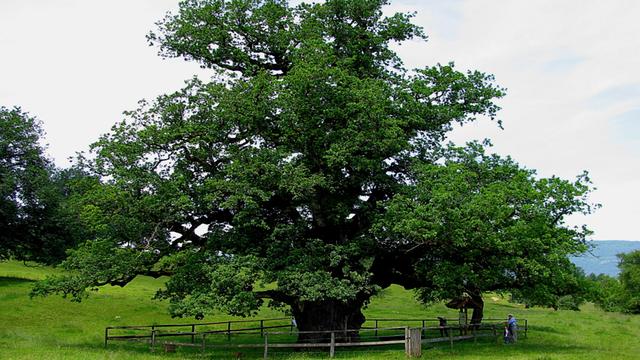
{"left": 104, "top": 317, "right": 293, "bottom": 346}
{"left": 104, "top": 317, "right": 528, "bottom": 358}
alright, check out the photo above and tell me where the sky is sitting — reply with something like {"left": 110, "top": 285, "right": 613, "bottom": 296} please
{"left": 1, "top": 0, "right": 639, "bottom": 240}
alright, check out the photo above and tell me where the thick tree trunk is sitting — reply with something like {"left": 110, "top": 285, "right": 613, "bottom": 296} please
{"left": 470, "top": 293, "right": 484, "bottom": 328}
{"left": 291, "top": 298, "right": 366, "bottom": 343}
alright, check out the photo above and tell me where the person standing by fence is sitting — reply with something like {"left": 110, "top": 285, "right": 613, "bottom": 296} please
{"left": 438, "top": 317, "right": 449, "bottom": 337}
{"left": 503, "top": 324, "right": 510, "bottom": 344}
{"left": 506, "top": 314, "right": 517, "bottom": 343}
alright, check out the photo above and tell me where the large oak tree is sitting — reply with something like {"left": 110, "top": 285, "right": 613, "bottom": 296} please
{"left": 33, "top": 0, "right": 594, "bottom": 340}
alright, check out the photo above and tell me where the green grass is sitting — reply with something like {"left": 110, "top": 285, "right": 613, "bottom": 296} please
{"left": 1, "top": 261, "right": 639, "bottom": 359}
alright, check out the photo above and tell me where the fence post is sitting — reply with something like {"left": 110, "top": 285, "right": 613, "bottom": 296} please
{"left": 151, "top": 324, "right": 156, "bottom": 351}
{"left": 375, "top": 320, "right": 379, "bottom": 337}
{"left": 104, "top": 327, "right": 109, "bottom": 348}
{"left": 343, "top": 319, "right": 348, "bottom": 342}
{"left": 422, "top": 320, "right": 426, "bottom": 337}
{"left": 404, "top": 327, "right": 409, "bottom": 355}
{"left": 524, "top": 319, "right": 528, "bottom": 338}
{"left": 473, "top": 325, "right": 477, "bottom": 343}
{"left": 191, "top": 324, "right": 196, "bottom": 343}
{"left": 492, "top": 324, "right": 498, "bottom": 344}
{"left": 151, "top": 329, "right": 156, "bottom": 352}
{"left": 260, "top": 320, "right": 264, "bottom": 338}
{"left": 405, "top": 327, "right": 422, "bottom": 357}
{"left": 263, "top": 332, "right": 269, "bottom": 359}
{"left": 330, "top": 331, "right": 336, "bottom": 358}
{"left": 227, "top": 321, "right": 231, "bottom": 341}
{"left": 201, "top": 334, "right": 206, "bottom": 353}
{"left": 448, "top": 326, "right": 453, "bottom": 350}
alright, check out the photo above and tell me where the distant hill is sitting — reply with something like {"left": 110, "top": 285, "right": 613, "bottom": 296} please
{"left": 570, "top": 240, "right": 640, "bottom": 277}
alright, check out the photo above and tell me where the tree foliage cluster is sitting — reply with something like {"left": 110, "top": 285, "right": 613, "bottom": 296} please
{"left": 586, "top": 250, "right": 640, "bottom": 314}
{"left": 0, "top": 107, "right": 87, "bottom": 264}
{"left": 24, "top": 0, "right": 599, "bottom": 338}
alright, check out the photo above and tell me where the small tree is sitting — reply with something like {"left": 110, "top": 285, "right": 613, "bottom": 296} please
{"left": 586, "top": 273, "right": 626, "bottom": 312}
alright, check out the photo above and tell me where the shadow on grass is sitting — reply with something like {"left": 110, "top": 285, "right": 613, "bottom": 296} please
{"left": 11, "top": 317, "right": 592, "bottom": 360}
{"left": 8, "top": 338, "right": 596, "bottom": 360}
{"left": 428, "top": 336, "right": 591, "bottom": 357}
{"left": 63, "top": 335, "right": 594, "bottom": 360}
{"left": 0, "top": 276, "right": 36, "bottom": 287}
{"left": 67, "top": 340, "right": 270, "bottom": 359}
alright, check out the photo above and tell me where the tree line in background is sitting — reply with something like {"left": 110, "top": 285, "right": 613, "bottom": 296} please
{"left": 510, "top": 250, "right": 640, "bottom": 315}
{"left": 584, "top": 251, "right": 640, "bottom": 314}
{"left": 0, "top": 106, "right": 88, "bottom": 264}
{"left": 1, "top": 0, "right": 637, "bottom": 341}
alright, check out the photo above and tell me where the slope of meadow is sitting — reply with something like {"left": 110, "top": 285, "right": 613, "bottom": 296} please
{"left": 1, "top": 260, "right": 638, "bottom": 359}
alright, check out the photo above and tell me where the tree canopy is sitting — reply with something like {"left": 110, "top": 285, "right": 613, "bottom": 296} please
{"left": 33, "top": 0, "right": 595, "bottom": 338}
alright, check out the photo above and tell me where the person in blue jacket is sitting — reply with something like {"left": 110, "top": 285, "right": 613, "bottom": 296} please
{"left": 506, "top": 314, "right": 517, "bottom": 343}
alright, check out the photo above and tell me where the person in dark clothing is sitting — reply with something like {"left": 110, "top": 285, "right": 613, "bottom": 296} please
{"left": 438, "top": 317, "right": 449, "bottom": 337}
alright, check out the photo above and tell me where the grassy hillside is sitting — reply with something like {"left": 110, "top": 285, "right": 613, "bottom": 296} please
{"left": 1, "top": 260, "right": 639, "bottom": 359}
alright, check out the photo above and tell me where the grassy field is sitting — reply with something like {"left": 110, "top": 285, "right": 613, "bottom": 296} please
{"left": 1, "top": 260, "right": 639, "bottom": 359}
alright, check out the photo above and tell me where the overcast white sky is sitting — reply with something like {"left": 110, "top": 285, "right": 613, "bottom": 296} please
{"left": 1, "top": 0, "right": 639, "bottom": 240}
